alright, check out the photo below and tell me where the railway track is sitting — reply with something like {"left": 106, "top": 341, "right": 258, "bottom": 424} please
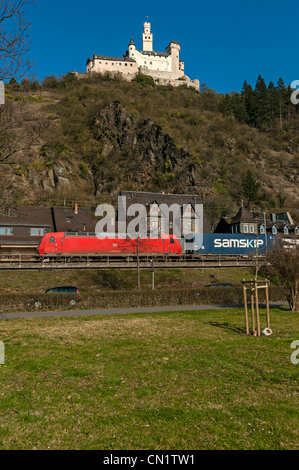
{"left": 0, "top": 254, "right": 265, "bottom": 270}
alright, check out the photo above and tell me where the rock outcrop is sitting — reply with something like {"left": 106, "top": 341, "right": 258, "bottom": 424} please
{"left": 91, "top": 101, "right": 198, "bottom": 195}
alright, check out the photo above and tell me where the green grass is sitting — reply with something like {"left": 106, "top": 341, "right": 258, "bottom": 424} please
{"left": 0, "top": 267, "right": 260, "bottom": 294}
{"left": 0, "top": 308, "right": 298, "bottom": 450}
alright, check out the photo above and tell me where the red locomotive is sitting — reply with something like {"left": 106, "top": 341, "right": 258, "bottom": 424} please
{"left": 38, "top": 232, "right": 182, "bottom": 258}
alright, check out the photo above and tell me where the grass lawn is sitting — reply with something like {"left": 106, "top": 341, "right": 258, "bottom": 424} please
{"left": 0, "top": 307, "right": 298, "bottom": 450}
{"left": 0, "top": 267, "right": 260, "bottom": 294}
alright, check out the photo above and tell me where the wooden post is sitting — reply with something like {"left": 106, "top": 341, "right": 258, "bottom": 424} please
{"left": 151, "top": 260, "right": 155, "bottom": 291}
{"left": 250, "top": 280, "right": 255, "bottom": 333}
{"left": 255, "top": 280, "right": 261, "bottom": 336}
{"left": 243, "top": 279, "right": 249, "bottom": 335}
{"left": 265, "top": 279, "right": 270, "bottom": 329}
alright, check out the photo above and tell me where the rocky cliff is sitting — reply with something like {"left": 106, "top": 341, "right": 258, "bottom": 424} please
{"left": 91, "top": 101, "right": 198, "bottom": 195}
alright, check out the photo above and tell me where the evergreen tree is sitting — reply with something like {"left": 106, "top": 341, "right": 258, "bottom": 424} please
{"left": 241, "top": 169, "right": 260, "bottom": 206}
{"left": 242, "top": 82, "right": 256, "bottom": 126}
{"left": 267, "top": 81, "right": 280, "bottom": 124}
{"left": 254, "top": 75, "right": 270, "bottom": 127}
{"left": 276, "top": 77, "right": 290, "bottom": 128}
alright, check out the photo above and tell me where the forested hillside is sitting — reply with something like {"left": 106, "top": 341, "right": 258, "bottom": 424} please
{"left": 1, "top": 72, "right": 299, "bottom": 226}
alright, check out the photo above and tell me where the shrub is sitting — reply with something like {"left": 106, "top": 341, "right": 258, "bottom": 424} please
{"left": 133, "top": 74, "right": 155, "bottom": 87}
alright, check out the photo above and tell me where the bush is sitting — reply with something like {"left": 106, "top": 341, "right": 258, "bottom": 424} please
{"left": 133, "top": 74, "right": 155, "bottom": 87}
{"left": 0, "top": 286, "right": 287, "bottom": 315}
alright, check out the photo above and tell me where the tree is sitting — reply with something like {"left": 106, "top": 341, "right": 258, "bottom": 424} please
{"left": 0, "top": 0, "right": 35, "bottom": 81}
{"left": 0, "top": 99, "right": 47, "bottom": 165}
{"left": 254, "top": 75, "right": 270, "bottom": 128}
{"left": 241, "top": 169, "right": 260, "bottom": 206}
{"left": 267, "top": 240, "right": 299, "bottom": 312}
{"left": 120, "top": 236, "right": 154, "bottom": 290}
{"left": 241, "top": 81, "right": 256, "bottom": 126}
{"left": 0, "top": 97, "right": 49, "bottom": 211}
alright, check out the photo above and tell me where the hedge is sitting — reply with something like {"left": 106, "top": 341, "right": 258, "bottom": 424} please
{"left": 0, "top": 286, "right": 288, "bottom": 315}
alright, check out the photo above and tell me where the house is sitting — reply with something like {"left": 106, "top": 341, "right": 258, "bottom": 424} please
{"left": 214, "top": 206, "right": 258, "bottom": 235}
{"left": 118, "top": 191, "right": 211, "bottom": 237}
{"left": 214, "top": 207, "right": 299, "bottom": 237}
{"left": 254, "top": 212, "right": 299, "bottom": 236}
{"left": 0, "top": 204, "right": 96, "bottom": 256}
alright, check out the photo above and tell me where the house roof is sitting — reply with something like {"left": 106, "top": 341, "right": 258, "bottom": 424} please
{"left": 52, "top": 207, "right": 96, "bottom": 233}
{"left": 167, "top": 40, "right": 181, "bottom": 47}
{"left": 93, "top": 54, "right": 136, "bottom": 63}
{"left": 0, "top": 206, "right": 53, "bottom": 226}
{"left": 138, "top": 50, "right": 170, "bottom": 57}
{"left": 231, "top": 206, "right": 255, "bottom": 224}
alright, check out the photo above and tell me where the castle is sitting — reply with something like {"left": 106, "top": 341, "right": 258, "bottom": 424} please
{"left": 86, "top": 21, "right": 199, "bottom": 91}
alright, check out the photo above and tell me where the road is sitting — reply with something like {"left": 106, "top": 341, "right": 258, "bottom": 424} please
{"left": 0, "top": 302, "right": 287, "bottom": 320}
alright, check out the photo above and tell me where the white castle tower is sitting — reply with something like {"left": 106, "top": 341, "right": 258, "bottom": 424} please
{"left": 142, "top": 21, "right": 153, "bottom": 52}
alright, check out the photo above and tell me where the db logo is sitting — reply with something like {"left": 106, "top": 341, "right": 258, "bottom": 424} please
{"left": 290, "top": 340, "right": 299, "bottom": 365}
{"left": 291, "top": 81, "right": 299, "bottom": 105}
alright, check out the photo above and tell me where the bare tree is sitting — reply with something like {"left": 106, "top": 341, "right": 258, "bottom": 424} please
{"left": 0, "top": 99, "right": 49, "bottom": 211}
{"left": 0, "top": 99, "right": 47, "bottom": 165}
{"left": 267, "top": 238, "right": 299, "bottom": 312}
{"left": 0, "top": 0, "right": 35, "bottom": 81}
{"left": 119, "top": 236, "right": 154, "bottom": 290}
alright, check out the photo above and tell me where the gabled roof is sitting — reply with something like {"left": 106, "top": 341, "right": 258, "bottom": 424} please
{"left": 52, "top": 207, "right": 95, "bottom": 233}
{"left": 93, "top": 54, "right": 136, "bottom": 63}
{"left": 0, "top": 206, "right": 53, "bottom": 226}
{"left": 231, "top": 206, "right": 255, "bottom": 224}
{"left": 138, "top": 50, "right": 170, "bottom": 57}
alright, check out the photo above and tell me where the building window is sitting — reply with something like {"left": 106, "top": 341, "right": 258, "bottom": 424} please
{"left": 249, "top": 225, "right": 255, "bottom": 233}
{"left": 0, "top": 227, "right": 12, "bottom": 235}
{"left": 30, "top": 228, "right": 45, "bottom": 236}
{"left": 295, "top": 226, "right": 299, "bottom": 236}
{"left": 272, "top": 225, "right": 277, "bottom": 235}
{"left": 284, "top": 226, "right": 289, "bottom": 234}
{"left": 243, "top": 225, "right": 248, "bottom": 233}
{"left": 260, "top": 224, "right": 266, "bottom": 234}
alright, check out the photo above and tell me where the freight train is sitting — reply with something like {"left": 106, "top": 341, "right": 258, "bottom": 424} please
{"left": 37, "top": 231, "right": 276, "bottom": 261}
{"left": 182, "top": 233, "right": 275, "bottom": 256}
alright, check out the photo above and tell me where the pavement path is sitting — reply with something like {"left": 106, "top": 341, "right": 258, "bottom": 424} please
{"left": 0, "top": 302, "right": 288, "bottom": 320}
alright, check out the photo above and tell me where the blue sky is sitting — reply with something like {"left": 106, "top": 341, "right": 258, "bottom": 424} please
{"left": 25, "top": 0, "right": 298, "bottom": 93}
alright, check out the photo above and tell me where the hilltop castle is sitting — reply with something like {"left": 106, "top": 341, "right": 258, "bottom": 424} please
{"left": 86, "top": 21, "right": 199, "bottom": 91}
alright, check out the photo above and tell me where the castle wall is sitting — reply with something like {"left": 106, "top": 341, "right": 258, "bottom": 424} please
{"left": 87, "top": 57, "right": 138, "bottom": 77}
{"left": 138, "top": 67, "right": 184, "bottom": 81}
{"left": 132, "top": 50, "right": 172, "bottom": 73}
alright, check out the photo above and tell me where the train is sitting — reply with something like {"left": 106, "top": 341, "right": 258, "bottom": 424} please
{"left": 38, "top": 232, "right": 183, "bottom": 259}
{"left": 37, "top": 231, "right": 277, "bottom": 261}
{"left": 181, "top": 233, "right": 275, "bottom": 256}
